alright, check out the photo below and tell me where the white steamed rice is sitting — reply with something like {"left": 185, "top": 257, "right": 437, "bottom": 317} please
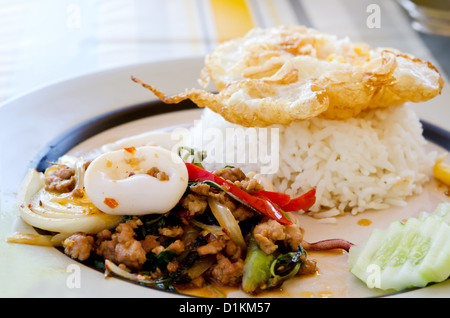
{"left": 187, "top": 105, "right": 436, "bottom": 219}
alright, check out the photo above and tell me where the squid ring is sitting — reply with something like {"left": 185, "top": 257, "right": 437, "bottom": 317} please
{"left": 84, "top": 146, "right": 188, "bottom": 215}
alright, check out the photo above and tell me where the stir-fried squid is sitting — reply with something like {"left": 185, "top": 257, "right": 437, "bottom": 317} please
{"left": 11, "top": 140, "right": 354, "bottom": 295}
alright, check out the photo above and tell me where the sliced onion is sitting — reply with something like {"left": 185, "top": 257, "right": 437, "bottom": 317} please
{"left": 7, "top": 232, "right": 55, "bottom": 247}
{"left": 185, "top": 255, "right": 216, "bottom": 279}
{"left": 72, "top": 156, "right": 87, "bottom": 193}
{"left": 190, "top": 219, "right": 225, "bottom": 236}
{"left": 18, "top": 168, "right": 121, "bottom": 234}
{"left": 33, "top": 190, "right": 92, "bottom": 217}
{"left": 7, "top": 232, "right": 69, "bottom": 247}
{"left": 104, "top": 259, "right": 153, "bottom": 284}
{"left": 208, "top": 197, "right": 246, "bottom": 251}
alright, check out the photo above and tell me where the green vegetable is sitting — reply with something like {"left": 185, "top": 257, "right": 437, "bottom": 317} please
{"left": 269, "top": 245, "right": 306, "bottom": 287}
{"left": 242, "top": 236, "right": 307, "bottom": 293}
{"left": 349, "top": 203, "right": 450, "bottom": 291}
{"left": 143, "top": 250, "right": 178, "bottom": 272}
{"left": 177, "top": 146, "right": 206, "bottom": 168}
{"left": 242, "top": 236, "right": 276, "bottom": 293}
{"left": 430, "top": 202, "right": 450, "bottom": 224}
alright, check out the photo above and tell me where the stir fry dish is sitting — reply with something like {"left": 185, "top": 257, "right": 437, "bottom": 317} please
{"left": 10, "top": 145, "right": 352, "bottom": 295}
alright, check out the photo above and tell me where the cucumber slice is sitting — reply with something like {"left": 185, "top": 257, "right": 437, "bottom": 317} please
{"left": 349, "top": 207, "right": 450, "bottom": 291}
{"left": 432, "top": 203, "right": 450, "bottom": 224}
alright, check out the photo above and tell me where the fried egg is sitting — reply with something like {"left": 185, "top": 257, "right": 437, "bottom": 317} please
{"left": 133, "top": 25, "right": 443, "bottom": 127}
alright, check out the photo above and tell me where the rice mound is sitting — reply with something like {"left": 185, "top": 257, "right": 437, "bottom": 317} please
{"left": 188, "top": 105, "right": 435, "bottom": 218}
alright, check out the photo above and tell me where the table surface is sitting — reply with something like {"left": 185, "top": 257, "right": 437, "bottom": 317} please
{"left": 0, "top": 0, "right": 449, "bottom": 104}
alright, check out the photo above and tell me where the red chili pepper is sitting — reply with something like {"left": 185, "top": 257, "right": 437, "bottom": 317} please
{"left": 185, "top": 162, "right": 293, "bottom": 225}
{"left": 252, "top": 190, "right": 291, "bottom": 207}
{"left": 254, "top": 189, "right": 316, "bottom": 212}
{"left": 281, "top": 189, "right": 316, "bottom": 212}
{"left": 185, "top": 162, "right": 220, "bottom": 183}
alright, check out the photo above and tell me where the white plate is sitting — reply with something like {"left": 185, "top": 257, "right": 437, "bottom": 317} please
{"left": 0, "top": 57, "right": 449, "bottom": 298}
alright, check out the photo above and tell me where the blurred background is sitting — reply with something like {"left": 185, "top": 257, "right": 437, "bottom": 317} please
{"left": 0, "top": 0, "right": 449, "bottom": 103}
